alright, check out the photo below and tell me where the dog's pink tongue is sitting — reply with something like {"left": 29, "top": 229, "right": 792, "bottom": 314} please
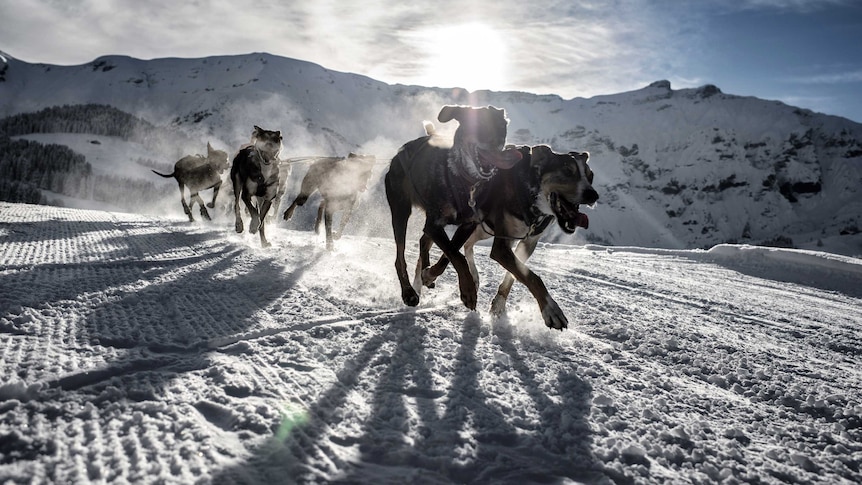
{"left": 479, "top": 148, "right": 522, "bottom": 170}
{"left": 576, "top": 213, "right": 589, "bottom": 229}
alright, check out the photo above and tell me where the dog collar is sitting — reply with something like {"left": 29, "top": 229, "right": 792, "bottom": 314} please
{"left": 254, "top": 146, "right": 280, "bottom": 166}
{"left": 448, "top": 147, "right": 496, "bottom": 185}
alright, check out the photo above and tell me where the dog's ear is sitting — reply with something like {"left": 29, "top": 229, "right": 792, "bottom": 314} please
{"left": 437, "top": 105, "right": 465, "bottom": 123}
{"left": 532, "top": 145, "right": 552, "bottom": 157}
{"left": 253, "top": 126, "right": 263, "bottom": 137}
{"left": 207, "top": 142, "right": 214, "bottom": 152}
{"left": 529, "top": 145, "right": 552, "bottom": 166}
{"left": 570, "top": 151, "right": 590, "bottom": 163}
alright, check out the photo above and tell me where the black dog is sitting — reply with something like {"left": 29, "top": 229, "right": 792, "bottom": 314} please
{"left": 282, "top": 153, "right": 377, "bottom": 250}
{"left": 384, "top": 105, "right": 522, "bottom": 309}
{"left": 231, "top": 125, "right": 285, "bottom": 247}
{"left": 152, "top": 142, "right": 229, "bottom": 222}
{"left": 421, "top": 145, "right": 598, "bottom": 330}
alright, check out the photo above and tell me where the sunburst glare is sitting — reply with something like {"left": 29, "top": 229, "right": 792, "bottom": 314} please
{"left": 416, "top": 22, "right": 508, "bottom": 92}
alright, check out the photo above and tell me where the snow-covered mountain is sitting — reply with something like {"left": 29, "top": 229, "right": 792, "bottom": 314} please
{"left": 1, "top": 51, "right": 861, "bottom": 254}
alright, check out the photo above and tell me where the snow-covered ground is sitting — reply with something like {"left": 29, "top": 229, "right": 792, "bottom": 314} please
{"left": 1, "top": 201, "right": 861, "bottom": 484}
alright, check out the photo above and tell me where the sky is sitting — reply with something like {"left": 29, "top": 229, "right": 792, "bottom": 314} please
{"left": 0, "top": 0, "right": 861, "bottom": 123}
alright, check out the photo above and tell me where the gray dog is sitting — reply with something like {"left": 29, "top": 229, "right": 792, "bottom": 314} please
{"left": 231, "top": 126, "right": 285, "bottom": 247}
{"left": 152, "top": 142, "right": 230, "bottom": 222}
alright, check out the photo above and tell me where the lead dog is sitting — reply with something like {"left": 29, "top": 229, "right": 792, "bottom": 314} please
{"left": 421, "top": 145, "right": 598, "bottom": 330}
{"left": 152, "top": 142, "right": 229, "bottom": 221}
{"left": 282, "top": 153, "right": 376, "bottom": 250}
{"left": 231, "top": 126, "right": 284, "bottom": 247}
{"left": 385, "top": 105, "right": 522, "bottom": 309}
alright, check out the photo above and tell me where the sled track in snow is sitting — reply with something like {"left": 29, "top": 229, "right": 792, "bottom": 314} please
{"left": 3, "top": 204, "right": 862, "bottom": 484}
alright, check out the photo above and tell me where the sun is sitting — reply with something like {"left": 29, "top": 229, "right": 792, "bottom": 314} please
{"left": 418, "top": 22, "right": 508, "bottom": 92}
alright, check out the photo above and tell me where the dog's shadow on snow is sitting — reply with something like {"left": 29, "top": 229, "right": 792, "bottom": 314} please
{"left": 212, "top": 311, "right": 602, "bottom": 484}
{"left": 29, "top": 221, "right": 325, "bottom": 393}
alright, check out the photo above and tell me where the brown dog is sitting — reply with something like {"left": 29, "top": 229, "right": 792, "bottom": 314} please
{"left": 421, "top": 145, "right": 598, "bottom": 330}
{"left": 152, "top": 142, "right": 229, "bottom": 221}
{"left": 231, "top": 126, "right": 285, "bottom": 247}
{"left": 384, "top": 105, "right": 522, "bottom": 309}
{"left": 282, "top": 153, "right": 376, "bottom": 250}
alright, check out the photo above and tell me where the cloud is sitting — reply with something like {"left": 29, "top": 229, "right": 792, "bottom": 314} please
{"left": 706, "top": 0, "right": 852, "bottom": 13}
{"left": 787, "top": 70, "right": 862, "bottom": 84}
{"left": 0, "top": 0, "right": 803, "bottom": 101}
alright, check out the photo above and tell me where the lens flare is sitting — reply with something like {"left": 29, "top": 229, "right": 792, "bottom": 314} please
{"left": 276, "top": 404, "right": 310, "bottom": 440}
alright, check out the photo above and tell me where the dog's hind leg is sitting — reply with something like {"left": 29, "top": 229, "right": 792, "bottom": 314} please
{"left": 208, "top": 181, "right": 221, "bottom": 209}
{"left": 178, "top": 181, "right": 194, "bottom": 222}
{"left": 489, "top": 236, "right": 566, "bottom": 330}
{"left": 385, "top": 171, "right": 419, "bottom": 306}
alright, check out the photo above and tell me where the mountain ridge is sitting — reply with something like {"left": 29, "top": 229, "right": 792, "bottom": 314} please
{"left": 1, "top": 51, "right": 860, "bottom": 255}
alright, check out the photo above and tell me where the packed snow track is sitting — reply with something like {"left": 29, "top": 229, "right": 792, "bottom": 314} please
{"left": 1, "top": 202, "right": 861, "bottom": 484}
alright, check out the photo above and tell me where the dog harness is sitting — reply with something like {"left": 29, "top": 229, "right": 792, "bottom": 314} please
{"left": 478, "top": 157, "right": 555, "bottom": 240}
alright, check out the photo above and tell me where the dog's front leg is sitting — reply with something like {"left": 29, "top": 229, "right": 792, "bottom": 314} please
{"left": 240, "top": 191, "right": 261, "bottom": 235}
{"left": 232, "top": 174, "right": 245, "bottom": 233}
{"left": 323, "top": 206, "right": 335, "bottom": 251}
{"left": 419, "top": 223, "right": 476, "bottom": 289}
{"left": 489, "top": 237, "right": 566, "bottom": 330}
{"left": 334, "top": 200, "right": 358, "bottom": 240}
{"left": 255, "top": 197, "right": 274, "bottom": 246}
{"left": 414, "top": 234, "right": 436, "bottom": 290}
{"left": 424, "top": 223, "right": 478, "bottom": 310}
{"left": 314, "top": 202, "right": 326, "bottom": 235}
{"left": 190, "top": 192, "right": 211, "bottom": 221}
{"left": 283, "top": 193, "right": 308, "bottom": 221}
{"left": 490, "top": 235, "right": 540, "bottom": 317}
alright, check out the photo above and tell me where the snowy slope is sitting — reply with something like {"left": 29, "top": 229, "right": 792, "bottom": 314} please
{"left": 1, "top": 202, "right": 861, "bottom": 483}
{"left": 1, "top": 52, "right": 861, "bottom": 253}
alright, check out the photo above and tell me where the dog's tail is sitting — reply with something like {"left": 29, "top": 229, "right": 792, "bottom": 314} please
{"left": 423, "top": 120, "right": 436, "bottom": 136}
{"left": 151, "top": 169, "right": 174, "bottom": 178}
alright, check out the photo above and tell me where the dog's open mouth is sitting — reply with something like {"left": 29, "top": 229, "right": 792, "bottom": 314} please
{"left": 550, "top": 192, "right": 589, "bottom": 233}
{"left": 477, "top": 147, "right": 522, "bottom": 173}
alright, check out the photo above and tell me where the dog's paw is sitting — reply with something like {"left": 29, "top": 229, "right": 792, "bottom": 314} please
{"left": 235, "top": 220, "right": 244, "bottom": 233}
{"left": 460, "top": 288, "right": 478, "bottom": 311}
{"left": 420, "top": 268, "right": 438, "bottom": 289}
{"left": 260, "top": 239, "right": 272, "bottom": 248}
{"left": 490, "top": 295, "right": 508, "bottom": 317}
{"left": 402, "top": 288, "right": 420, "bottom": 307}
{"left": 541, "top": 298, "right": 568, "bottom": 331}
